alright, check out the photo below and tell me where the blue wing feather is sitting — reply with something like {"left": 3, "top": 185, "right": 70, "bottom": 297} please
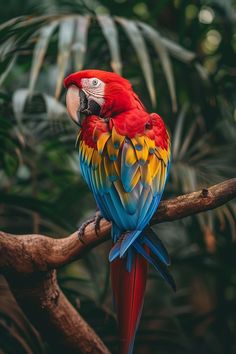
{"left": 133, "top": 240, "right": 176, "bottom": 290}
{"left": 78, "top": 133, "right": 171, "bottom": 277}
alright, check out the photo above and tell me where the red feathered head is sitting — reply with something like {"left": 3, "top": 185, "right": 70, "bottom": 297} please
{"left": 64, "top": 69, "right": 145, "bottom": 125}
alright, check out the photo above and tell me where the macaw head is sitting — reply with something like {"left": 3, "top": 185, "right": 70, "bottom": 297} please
{"left": 64, "top": 69, "right": 144, "bottom": 126}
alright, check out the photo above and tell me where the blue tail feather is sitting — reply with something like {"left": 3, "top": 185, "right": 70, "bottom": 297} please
{"left": 109, "top": 226, "right": 175, "bottom": 291}
{"left": 120, "top": 230, "right": 142, "bottom": 257}
{"left": 143, "top": 228, "right": 170, "bottom": 265}
{"left": 143, "top": 236, "right": 170, "bottom": 266}
{"left": 111, "top": 223, "right": 122, "bottom": 243}
{"left": 133, "top": 241, "right": 176, "bottom": 291}
{"left": 126, "top": 248, "right": 134, "bottom": 272}
{"left": 109, "top": 242, "right": 121, "bottom": 262}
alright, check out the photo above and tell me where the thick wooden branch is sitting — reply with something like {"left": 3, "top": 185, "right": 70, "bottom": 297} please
{"left": 151, "top": 177, "right": 236, "bottom": 223}
{"left": 6, "top": 271, "right": 110, "bottom": 354}
{"left": 1, "top": 178, "right": 235, "bottom": 274}
{"left": 0, "top": 178, "right": 235, "bottom": 354}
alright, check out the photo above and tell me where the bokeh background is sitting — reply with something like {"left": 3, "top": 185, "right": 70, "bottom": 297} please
{"left": 0, "top": 0, "right": 236, "bottom": 353}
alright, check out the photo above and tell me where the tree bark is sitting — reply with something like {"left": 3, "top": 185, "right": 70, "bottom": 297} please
{"left": 1, "top": 178, "right": 235, "bottom": 273}
{"left": 6, "top": 271, "right": 109, "bottom": 354}
{"left": 0, "top": 178, "right": 235, "bottom": 354}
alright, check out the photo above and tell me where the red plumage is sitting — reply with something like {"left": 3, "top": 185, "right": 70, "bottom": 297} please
{"left": 111, "top": 253, "right": 148, "bottom": 354}
{"left": 80, "top": 110, "right": 169, "bottom": 150}
{"left": 64, "top": 69, "right": 145, "bottom": 117}
{"left": 80, "top": 115, "right": 108, "bottom": 148}
{"left": 64, "top": 69, "right": 173, "bottom": 354}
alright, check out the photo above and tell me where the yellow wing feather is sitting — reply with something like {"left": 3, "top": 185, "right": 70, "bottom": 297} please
{"left": 79, "top": 126, "right": 170, "bottom": 197}
{"left": 112, "top": 127, "right": 125, "bottom": 149}
{"left": 97, "top": 132, "right": 110, "bottom": 155}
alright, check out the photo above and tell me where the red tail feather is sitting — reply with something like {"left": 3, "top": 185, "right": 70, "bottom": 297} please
{"left": 111, "top": 253, "right": 148, "bottom": 354}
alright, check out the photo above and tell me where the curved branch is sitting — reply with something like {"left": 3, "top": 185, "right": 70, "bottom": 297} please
{"left": 1, "top": 178, "right": 235, "bottom": 274}
{"left": 6, "top": 271, "right": 110, "bottom": 354}
{"left": 151, "top": 177, "right": 236, "bottom": 223}
{"left": 0, "top": 178, "right": 235, "bottom": 354}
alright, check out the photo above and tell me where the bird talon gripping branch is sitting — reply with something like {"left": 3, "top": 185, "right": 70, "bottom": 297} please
{"left": 65, "top": 70, "right": 175, "bottom": 354}
{"left": 77, "top": 217, "right": 94, "bottom": 243}
{"left": 94, "top": 212, "right": 103, "bottom": 237}
{"left": 78, "top": 211, "right": 103, "bottom": 242}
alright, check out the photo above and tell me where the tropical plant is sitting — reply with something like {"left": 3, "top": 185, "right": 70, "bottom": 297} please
{"left": 0, "top": 0, "right": 236, "bottom": 353}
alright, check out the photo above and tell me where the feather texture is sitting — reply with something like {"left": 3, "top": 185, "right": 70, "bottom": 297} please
{"left": 78, "top": 122, "right": 170, "bottom": 233}
{"left": 111, "top": 251, "right": 148, "bottom": 354}
{"left": 65, "top": 69, "right": 173, "bottom": 354}
{"left": 76, "top": 113, "right": 172, "bottom": 354}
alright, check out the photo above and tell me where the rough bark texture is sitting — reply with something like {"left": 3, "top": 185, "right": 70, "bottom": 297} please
{"left": 6, "top": 271, "right": 109, "bottom": 354}
{"left": 151, "top": 177, "right": 236, "bottom": 223}
{"left": 0, "top": 178, "right": 235, "bottom": 354}
{"left": 1, "top": 178, "right": 235, "bottom": 274}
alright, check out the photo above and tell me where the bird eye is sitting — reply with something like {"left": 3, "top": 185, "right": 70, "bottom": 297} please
{"left": 91, "top": 78, "right": 99, "bottom": 87}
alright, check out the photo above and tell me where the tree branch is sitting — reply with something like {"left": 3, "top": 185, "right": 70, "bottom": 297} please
{"left": 1, "top": 178, "right": 235, "bottom": 273}
{"left": 0, "top": 178, "right": 235, "bottom": 354}
{"left": 6, "top": 271, "right": 110, "bottom": 354}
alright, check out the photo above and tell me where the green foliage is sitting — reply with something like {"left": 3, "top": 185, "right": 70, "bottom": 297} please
{"left": 0, "top": 0, "right": 236, "bottom": 353}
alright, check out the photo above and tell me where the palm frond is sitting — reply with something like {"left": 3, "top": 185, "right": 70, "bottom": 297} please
{"left": 97, "top": 15, "right": 122, "bottom": 75}
{"left": 0, "top": 14, "right": 205, "bottom": 107}
{"left": 139, "top": 22, "right": 177, "bottom": 111}
{"left": 116, "top": 17, "right": 156, "bottom": 106}
{"left": 73, "top": 15, "right": 91, "bottom": 71}
{"left": 29, "top": 21, "right": 58, "bottom": 95}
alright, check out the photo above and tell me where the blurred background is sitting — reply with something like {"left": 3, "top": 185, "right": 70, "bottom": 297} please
{"left": 0, "top": 0, "right": 236, "bottom": 353}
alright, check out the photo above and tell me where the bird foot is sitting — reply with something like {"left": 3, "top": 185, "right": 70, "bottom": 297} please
{"left": 78, "top": 212, "right": 103, "bottom": 243}
{"left": 94, "top": 212, "right": 103, "bottom": 237}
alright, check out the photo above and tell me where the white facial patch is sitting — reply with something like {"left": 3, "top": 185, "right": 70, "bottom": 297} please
{"left": 81, "top": 77, "right": 105, "bottom": 107}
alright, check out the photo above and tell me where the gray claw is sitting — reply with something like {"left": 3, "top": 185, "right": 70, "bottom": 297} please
{"left": 78, "top": 212, "right": 103, "bottom": 242}
{"left": 94, "top": 212, "right": 103, "bottom": 237}
{"left": 78, "top": 217, "right": 94, "bottom": 243}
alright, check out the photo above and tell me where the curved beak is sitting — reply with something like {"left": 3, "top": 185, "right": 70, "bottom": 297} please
{"left": 66, "top": 85, "right": 82, "bottom": 126}
{"left": 66, "top": 85, "right": 102, "bottom": 126}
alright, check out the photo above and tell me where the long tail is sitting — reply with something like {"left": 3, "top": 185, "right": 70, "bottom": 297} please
{"left": 111, "top": 251, "right": 148, "bottom": 354}
{"left": 110, "top": 227, "right": 176, "bottom": 354}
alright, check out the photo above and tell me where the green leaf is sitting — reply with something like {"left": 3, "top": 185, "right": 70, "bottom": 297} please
{"left": 29, "top": 21, "right": 58, "bottom": 95}
{"left": 55, "top": 18, "right": 75, "bottom": 99}
{"left": 178, "top": 120, "right": 198, "bottom": 159}
{"left": 116, "top": 17, "right": 156, "bottom": 106}
{"left": 73, "top": 15, "right": 90, "bottom": 71}
{"left": 0, "top": 37, "right": 16, "bottom": 60}
{"left": 12, "top": 89, "right": 28, "bottom": 123}
{"left": 43, "top": 92, "right": 67, "bottom": 120}
{"left": 194, "top": 62, "right": 210, "bottom": 84}
{"left": 161, "top": 37, "right": 196, "bottom": 63}
{"left": 172, "top": 103, "right": 189, "bottom": 159}
{"left": 0, "top": 55, "right": 17, "bottom": 87}
{"left": 139, "top": 22, "right": 177, "bottom": 112}
{"left": 0, "top": 16, "right": 26, "bottom": 31}
{"left": 3, "top": 152, "right": 19, "bottom": 176}
{"left": 97, "top": 15, "right": 122, "bottom": 75}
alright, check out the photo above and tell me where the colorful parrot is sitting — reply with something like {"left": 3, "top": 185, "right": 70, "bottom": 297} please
{"left": 64, "top": 70, "right": 175, "bottom": 354}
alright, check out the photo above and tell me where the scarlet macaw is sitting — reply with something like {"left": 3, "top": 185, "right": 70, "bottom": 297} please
{"left": 64, "top": 70, "right": 175, "bottom": 354}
